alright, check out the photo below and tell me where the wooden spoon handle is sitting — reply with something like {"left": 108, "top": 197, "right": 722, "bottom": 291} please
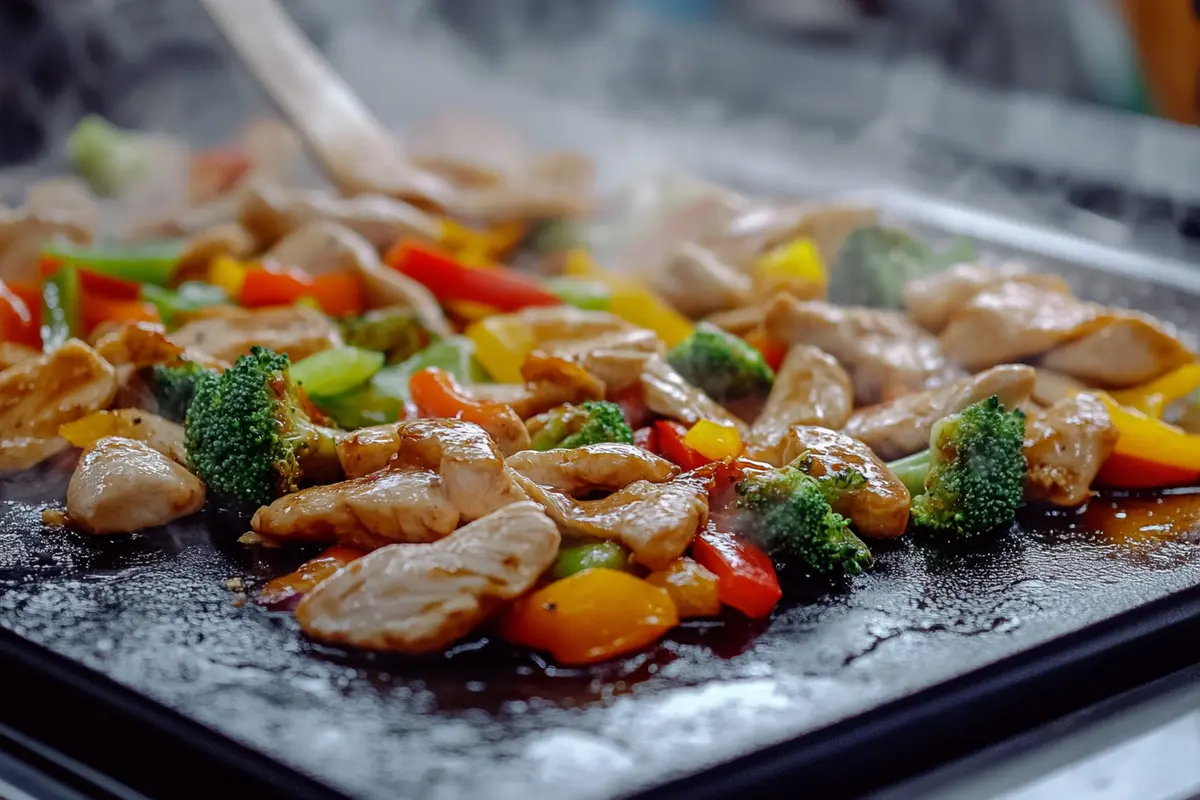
{"left": 200, "top": 0, "right": 450, "bottom": 203}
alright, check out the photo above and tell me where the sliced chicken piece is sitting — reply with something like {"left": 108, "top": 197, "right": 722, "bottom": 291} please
{"left": 171, "top": 305, "right": 342, "bottom": 364}
{"left": 263, "top": 220, "right": 451, "bottom": 338}
{"left": 512, "top": 472, "right": 708, "bottom": 570}
{"left": 251, "top": 467, "right": 461, "bottom": 550}
{"left": 765, "top": 295, "right": 961, "bottom": 405}
{"left": 707, "top": 203, "right": 878, "bottom": 271}
{"left": 1024, "top": 393, "right": 1118, "bottom": 507}
{"left": 295, "top": 501, "right": 561, "bottom": 653}
{"left": 478, "top": 353, "right": 606, "bottom": 420}
{"left": 746, "top": 345, "right": 853, "bottom": 463}
{"left": 67, "top": 437, "right": 205, "bottom": 535}
{"left": 777, "top": 426, "right": 910, "bottom": 538}
{"left": 641, "top": 357, "right": 747, "bottom": 431}
{"left": 0, "top": 340, "right": 118, "bottom": 469}
{"left": 1032, "top": 368, "right": 1087, "bottom": 408}
{"left": 502, "top": 307, "right": 639, "bottom": 355}
{"left": 844, "top": 364, "right": 1037, "bottom": 461}
{"left": 92, "top": 322, "right": 183, "bottom": 368}
{"left": 703, "top": 306, "right": 766, "bottom": 337}
{"left": 1039, "top": 311, "right": 1194, "bottom": 388}
{"left": 0, "top": 197, "right": 93, "bottom": 284}
{"left": 58, "top": 409, "right": 187, "bottom": 463}
{"left": 650, "top": 243, "right": 753, "bottom": 318}
{"left": 506, "top": 444, "right": 678, "bottom": 496}
{"left": 902, "top": 264, "right": 1072, "bottom": 333}
{"left": 542, "top": 328, "right": 663, "bottom": 361}
{"left": 239, "top": 180, "right": 442, "bottom": 251}
{"left": 569, "top": 348, "right": 656, "bottom": 394}
{"left": 172, "top": 222, "right": 256, "bottom": 285}
{"left": 939, "top": 281, "right": 1102, "bottom": 371}
{"left": 0, "top": 437, "right": 71, "bottom": 473}
{"left": 337, "top": 419, "right": 526, "bottom": 521}
{"left": 0, "top": 342, "right": 37, "bottom": 371}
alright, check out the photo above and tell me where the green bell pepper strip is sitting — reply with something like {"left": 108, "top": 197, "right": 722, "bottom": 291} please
{"left": 42, "top": 239, "right": 185, "bottom": 286}
{"left": 339, "top": 307, "right": 430, "bottom": 364}
{"left": 140, "top": 281, "right": 229, "bottom": 327}
{"left": 41, "top": 265, "right": 82, "bottom": 351}
{"left": 312, "top": 336, "right": 489, "bottom": 429}
{"left": 291, "top": 347, "right": 385, "bottom": 400}
{"left": 543, "top": 277, "right": 612, "bottom": 311}
{"left": 550, "top": 541, "right": 632, "bottom": 580}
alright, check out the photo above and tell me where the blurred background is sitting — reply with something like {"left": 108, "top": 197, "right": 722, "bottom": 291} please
{"left": 2, "top": 0, "right": 1200, "bottom": 256}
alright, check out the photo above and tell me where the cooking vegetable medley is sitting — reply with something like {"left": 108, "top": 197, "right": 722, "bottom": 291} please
{"left": 3, "top": 114, "right": 1199, "bottom": 666}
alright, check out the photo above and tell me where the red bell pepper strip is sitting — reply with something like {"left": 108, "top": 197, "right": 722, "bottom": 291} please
{"left": 384, "top": 239, "right": 561, "bottom": 312}
{"left": 654, "top": 420, "right": 712, "bottom": 471}
{"left": 743, "top": 329, "right": 788, "bottom": 372}
{"left": 691, "top": 525, "right": 782, "bottom": 620}
{"left": 81, "top": 295, "right": 162, "bottom": 335}
{"left": 612, "top": 384, "right": 650, "bottom": 430}
{"left": 633, "top": 425, "right": 658, "bottom": 453}
{"left": 311, "top": 271, "right": 365, "bottom": 318}
{"left": 239, "top": 262, "right": 315, "bottom": 308}
{"left": 0, "top": 281, "right": 40, "bottom": 348}
{"left": 1095, "top": 451, "right": 1200, "bottom": 490}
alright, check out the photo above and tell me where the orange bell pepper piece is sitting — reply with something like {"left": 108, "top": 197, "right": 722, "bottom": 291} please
{"left": 408, "top": 366, "right": 507, "bottom": 426}
{"left": 644, "top": 558, "right": 721, "bottom": 618}
{"left": 499, "top": 568, "right": 679, "bottom": 665}
{"left": 81, "top": 295, "right": 161, "bottom": 335}
{"left": 310, "top": 271, "right": 365, "bottom": 318}
{"left": 743, "top": 328, "right": 788, "bottom": 372}
{"left": 1095, "top": 394, "right": 1200, "bottom": 489}
{"left": 256, "top": 546, "right": 366, "bottom": 611}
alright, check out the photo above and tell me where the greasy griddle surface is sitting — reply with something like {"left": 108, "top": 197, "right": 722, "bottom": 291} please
{"left": 3, "top": 259, "right": 1200, "bottom": 800}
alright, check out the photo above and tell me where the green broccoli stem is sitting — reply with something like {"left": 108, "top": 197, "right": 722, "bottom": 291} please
{"left": 888, "top": 449, "right": 932, "bottom": 498}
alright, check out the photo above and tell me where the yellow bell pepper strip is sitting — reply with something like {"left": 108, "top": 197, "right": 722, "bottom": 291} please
{"left": 439, "top": 219, "right": 527, "bottom": 261}
{"left": 1096, "top": 394, "right": 1200, "bottom": 488}
{"left": 466, "top": 314, "right": 536, "bottom": 383}
{"left": 753, "top": 236, "right": 827, "bottom": 293}
{"left": 208, "top": 255, "right": 248, "bottom": 299}
{"left": 498, "top": 568, "right": 679, "bottom": 666}
{"left": 1110, "top": 363, "right": 1200, "bottom": 418}
{"left": 562, "top": 249, "right": 693, "bottom": 348}
{"left": 385, "top": 239, "right": 561, "bottom": 312}
{"left": 644, "top": 557, "right": 721, "bottom": 618}
{"left": 682, "top": 419, "right": 743, "bottom": 461}
{"left": 42, "top": 239, "right": 184, "bottom": 286}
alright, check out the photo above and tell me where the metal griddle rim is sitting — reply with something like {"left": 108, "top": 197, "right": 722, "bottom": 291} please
{"left": 1, "top": 580, "right": 1200, "bottom": 800}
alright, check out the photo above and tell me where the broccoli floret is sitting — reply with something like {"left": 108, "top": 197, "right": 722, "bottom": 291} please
{"left": 149, "top": 360, "right": 216, "bottom": 423}
{"left": 528, "top": 401, "right": 634, "bottom": 451}
{"left": 829, "top": 226, "right": 976, "bottom": 308}
{"left": 735, "top": 465, "right": 873, "bottom": 576}
{"left": 184, "top": 347, "right": 342, "bottom": 506}
{"left": 888, "top": 396, "right": 1027, "bottom": 537}
{"left": 666, "top": 323, "right": 774, "bottom": 403}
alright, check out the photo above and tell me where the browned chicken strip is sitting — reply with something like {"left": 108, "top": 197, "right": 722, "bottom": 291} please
{"left": 650, "top": 243, "right": 753, "bottom": 318}
{"left": 475, "top": 354, "right": 606, "bottom": 420}
{"left": 92, "top": 322, "right": 184, "bottom": 368}
{"left": 938, "top": 281, "right": 1102, "bottom": 372}
{"left": 296, "top": 501, "right": 561, "bottom": 653}
{"left": 172, "top": 305, "right": 342, "bottom": 364}
{"left": 902, "top": 264, "right": 1071, "bottom": 333}
{"left": 513, "top": 472, "right": 708, "bottom": 570}
{"left": 1038, "top": 312, "right": 1194, "bottom": 388}
{"left": 777, "top": 426, "right": 910, "bottom": 538}
{"left": 337, "top": 419, "right": 526, "bottom": 521}
{"left": 251, "top": 467, "right": 461, "bottom": 550}
{"left": 844, "top": 364, "right": 1036, "bottom": 461}
{"left": 746, "top": 345, "right": 853, "bottom": 463}
{"left": 641, "top": 357, "right": 747, "bottom": 431}
{"left": 765, "top": 295, "right": 961, "bottom": 405}
{"left": 0, "top": 342, "right": 37, "bottom": 372}
{"left": 506, "top": 444, "right": 678, "bottom": 496}
{"left": 1031, "top": 368, "right": 1087, "bottom": 408}
{"left": 67, "top": 437, "right": 205, "bottom": 535}
{"left": 0, "top": 340, "right": 118, "bottom": 471}
{"left": 1024, "top": 393, "right": 1118, "bottom": 507}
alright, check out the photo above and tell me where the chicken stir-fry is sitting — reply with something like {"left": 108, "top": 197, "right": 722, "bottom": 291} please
{"left": 5, "top": 121, "right": 1195, "bottom": 667}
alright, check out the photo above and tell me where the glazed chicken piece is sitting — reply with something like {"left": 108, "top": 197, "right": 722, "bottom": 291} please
{"left": 1024, "top": 393, "right": 1118, "bottom": 507}
{"left": 649, "top": 243, "right": 753, "bottom": 319}
{"left": 171, "top": 304, "right": 342, "bottom": 364}
{"left": 703, "top": 306, "right": 767, "bottom": 338}
{"left": 0, "top": 339, "right": 118, "bottom": 471}
{"left": 938, "top": 282, "right": 1101, "bottom": 371}
{"left": 776, "top": 426, "right": 911, "bottom": 538}
{"left": 902, "top": 264, "right": 1072, "bottom": 333}
{"left": 264, "top": 219, "right": 451, "bottom": 338}
{"left": 512, "top": 472, "right": 708, "bottom": 570}
{"left": 765, "top": 295, "right": 961, "bottom": 405}
{"left": 746, "top": 345, "right": 854, "bottom": 463}
{"left": 706, "top": 203, "right": 878, "bottom": 270}
{"left": 0, "top": 342, "right": 37, "bottom": 371}
{"left": 503, "top": 307, "right": 640, "bottom": 356}
{"left": 506, "top": 444, "right": 678, "bottom": 496}
{"left": 67, "top": 437, "right": 205, "bottom": 535}
{"left": 641, "top": 357, "right": 747, "bottom": 431}
{"left": 59, "top": 409, "right": 187, "bottom": 464}
{"left": 336, "top": 419, "right": 526, "bottom": 521}
{"left": 92, "top": 322, "right": 185, "bottom": 368}
{"left": 844, "top": 364, "right": 1036, "bottom": 461}
{"left": 172, "top": 222, "right": 256, "bottom": 284}
{"left": 468, "top": 353, "right": 606, "bottom": 420}
{"left": 251, "top": 467, "right": 461, "bottom": 550}
{"left": 238, "top": 180, "right": 442, "bottom": 251}
{"left": 1031, "top": 368, "right": 1087, "bottom": 408}
{"left": 296, "top": 501, "right": 561, "bottom": 653}
{"left": 0, "top": 197, "right": 93, "bottom": 283}
{"left": 1038, "top": 311, "right": 1194, "bottom": 388}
